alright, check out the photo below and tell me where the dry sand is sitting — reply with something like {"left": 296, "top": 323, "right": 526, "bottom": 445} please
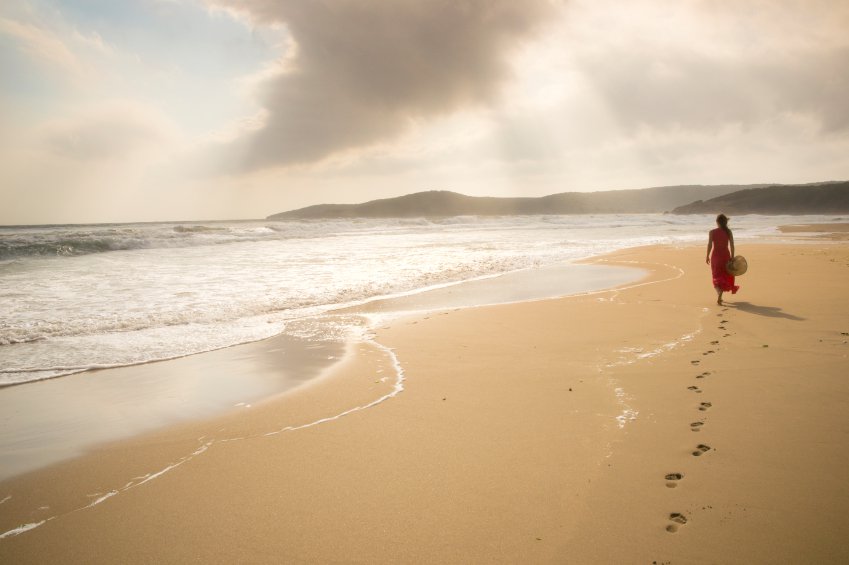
{"left": 2, "top": 237, "right": 848, "bottom": 563}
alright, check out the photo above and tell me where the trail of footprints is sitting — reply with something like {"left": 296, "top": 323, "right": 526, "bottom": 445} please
{"left": 664, "top": 309, "right": 730, "bottom": 533}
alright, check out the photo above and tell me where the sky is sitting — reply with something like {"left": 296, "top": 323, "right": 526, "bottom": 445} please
{"left": 1, "top": 0, "right": 848, "bottom": 224}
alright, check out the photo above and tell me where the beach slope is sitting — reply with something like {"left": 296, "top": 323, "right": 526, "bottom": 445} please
{"left": 2, "top": 240, "right": 848, "bottom": 563}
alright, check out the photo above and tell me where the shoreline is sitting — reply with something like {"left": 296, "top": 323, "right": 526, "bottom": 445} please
{"left": 0, "top": 332, "right": 347, "bottom": 480}
{"left": 2, "top": 233, "right": 848, "bottom": 562}
{"left": 0, "top": 261, "right": 642, "bottom": 481}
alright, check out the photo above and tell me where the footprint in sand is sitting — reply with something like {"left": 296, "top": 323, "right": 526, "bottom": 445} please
{"left": 666, "top": 513, "right": 688, "bottom": 533}
{"left": 723, "top": 333, "right": 731, "bottom": 337}
{"left": 720, "top": 319, "right": 729, "bottom": 323}
{"left": 691, "top": 360, "right": 701, "bottom": 366}
{"left": 690, "top": 421, "right": 704, "bottom": 432}
{"left": 687, "top": 386, "right": 702, "bottom": 393}
{"left": 718, "top": 326, "right": 727, "bottom": 330}
{"left": 702, "top": 350, "right": 715, "bottom": 356}
{"left": 698, "top": 402, "right": 712, "bottom": 411}
{"left": 710, "top": 340, "right": 720, "bottom": 345}
{"left": 696, "top": 371, "right": 711, "bottom": 379}
{"left": 692, "top": 444, "right": 711, "bottom": 457}
{"left": 665, "top": 473, "right": 684, "bottom": 488}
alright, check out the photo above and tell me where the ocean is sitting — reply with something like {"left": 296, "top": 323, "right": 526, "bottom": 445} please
{"left": 0, "top": 213, "right": 824, "bottom": 388}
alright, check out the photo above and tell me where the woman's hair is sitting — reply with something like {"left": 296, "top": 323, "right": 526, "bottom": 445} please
{"left": 716, "top": 213, "right": 731, "bottom": 236}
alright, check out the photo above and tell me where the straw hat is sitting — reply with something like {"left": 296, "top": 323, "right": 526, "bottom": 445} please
{"left": 726, "top": 255, "right": 748, "bottom": 276}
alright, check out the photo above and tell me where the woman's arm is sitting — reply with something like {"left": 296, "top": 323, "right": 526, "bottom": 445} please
{"left": 706, "top": 233, "right": 713, "bottom": 264}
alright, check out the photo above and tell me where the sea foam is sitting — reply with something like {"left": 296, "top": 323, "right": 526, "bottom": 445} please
{"left": 0, "top": 214, "right": 824, "bottom": 386}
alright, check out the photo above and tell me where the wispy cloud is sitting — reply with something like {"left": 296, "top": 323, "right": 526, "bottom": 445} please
{"left": 566, "top": 0, "right": 849, "bottom": 134}
{"left": 41, "top": 103, "right": 176, "bottom": 161}
{"left": 0, "top": 16, "right": 84, "bottom": 77}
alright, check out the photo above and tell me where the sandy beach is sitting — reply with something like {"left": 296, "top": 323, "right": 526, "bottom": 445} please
{"left": 2, "top": 235, "right": 848, "bottom": 563}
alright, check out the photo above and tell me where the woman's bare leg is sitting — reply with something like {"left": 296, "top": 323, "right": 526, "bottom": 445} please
{"left": 715, "top": 287, "right": 723, "bottom": 305}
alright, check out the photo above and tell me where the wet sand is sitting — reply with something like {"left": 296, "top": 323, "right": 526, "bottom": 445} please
{"left": 779, "top": 222, "right": 849, "bottom": 240}
{"left": 0, "top": 262, "right": 639, "bottom": 482}
{"left": 2, "top": 237, "right": 848, "bottom": 563}
{"left": 0, "top": 334, "right": 346, "bottom": 480}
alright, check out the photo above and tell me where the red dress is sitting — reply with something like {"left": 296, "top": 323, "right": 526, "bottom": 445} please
{"left": 710, "top": 228, "right": 739, "bottom": 293}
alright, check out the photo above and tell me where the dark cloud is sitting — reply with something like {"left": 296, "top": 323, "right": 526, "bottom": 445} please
{"left": 213, "top": 0, "right": 556, "bottom": 170}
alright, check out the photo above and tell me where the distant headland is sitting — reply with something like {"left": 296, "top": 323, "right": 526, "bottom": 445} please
{"left": 268, "top": 181, "right": 849, "bottom": 220}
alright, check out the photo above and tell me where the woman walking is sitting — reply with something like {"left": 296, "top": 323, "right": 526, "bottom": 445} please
{"left": 706, "top": 213, "right": 739, "bottom": 305}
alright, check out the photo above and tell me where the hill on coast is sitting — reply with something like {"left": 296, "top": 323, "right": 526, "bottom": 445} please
{"left": 267, "top": 182, "right": 847, "bottom": 220}
{"left": 670, "top": 181, "right": 849, "bottom": 215}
